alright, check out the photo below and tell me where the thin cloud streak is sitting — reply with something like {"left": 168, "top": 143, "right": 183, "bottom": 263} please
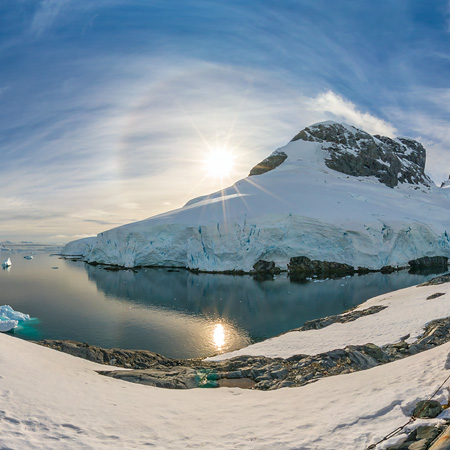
{"left": 30, "top": 0, "right": 70, "bottom": 36}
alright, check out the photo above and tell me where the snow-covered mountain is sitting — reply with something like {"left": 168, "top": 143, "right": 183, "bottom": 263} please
{"left": 62, "top": 121, "right": 450, "bottom": 271}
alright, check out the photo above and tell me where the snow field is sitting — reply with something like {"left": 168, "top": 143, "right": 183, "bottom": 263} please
{"left": 1, "top": 281, "right": 450, "bottom": 449}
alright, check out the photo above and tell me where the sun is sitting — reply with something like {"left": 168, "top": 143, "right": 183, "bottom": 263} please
{"left": 204, "top": 149, "right": 234, "bottom": 178}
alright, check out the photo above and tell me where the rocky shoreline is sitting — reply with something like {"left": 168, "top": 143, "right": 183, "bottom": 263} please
{"left": 61, "top": 254, "right": 449, "bottom": 281}
{"left": 36, "top": 273, "right": 450, "bottom": 392}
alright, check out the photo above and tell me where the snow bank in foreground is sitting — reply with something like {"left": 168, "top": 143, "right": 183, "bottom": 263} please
{"left": 1, "top": 324, "right": 450, "bottom": 449}
{"left": 1, "top": 281, "right": 450, "bottom": 448}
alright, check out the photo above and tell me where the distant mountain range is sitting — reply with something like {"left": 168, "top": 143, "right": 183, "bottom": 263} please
{"left": 62, "top": 121, "right": 450, "bottom": 272}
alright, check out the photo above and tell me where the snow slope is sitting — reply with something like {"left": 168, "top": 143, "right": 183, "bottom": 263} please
{"left": 2, "top": 281, "right": 450, "bottom": 449}
{"left": 62, "top": 122, "right": 450, "bottom": 271}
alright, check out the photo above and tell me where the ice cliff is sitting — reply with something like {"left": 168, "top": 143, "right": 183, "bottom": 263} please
{"left": 62, "top": 121, "right": 450, "bottom": 271}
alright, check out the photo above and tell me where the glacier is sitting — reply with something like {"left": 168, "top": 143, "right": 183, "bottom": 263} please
{"left": 62, "top": 121, "right": 450, "bottom": 272}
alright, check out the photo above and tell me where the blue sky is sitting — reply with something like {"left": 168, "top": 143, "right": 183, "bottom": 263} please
{"left": 1, "top": 0, "right": 450, "bottom": 243}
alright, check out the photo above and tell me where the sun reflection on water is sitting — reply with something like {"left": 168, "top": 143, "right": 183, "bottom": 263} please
{"left": 213, "top": 323, "right": 225, "bottom": 349}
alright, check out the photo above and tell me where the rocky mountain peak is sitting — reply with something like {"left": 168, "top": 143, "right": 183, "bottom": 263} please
{"left": 293, "top": 121, "right": 431, "bottom": 188}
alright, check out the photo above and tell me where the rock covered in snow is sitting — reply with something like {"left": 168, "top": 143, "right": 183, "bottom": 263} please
{"left": 62, "top": 121, "right": 450, "bottom": 271}
{"left": 291, "top": 122, "right": 431, "bottom": 188}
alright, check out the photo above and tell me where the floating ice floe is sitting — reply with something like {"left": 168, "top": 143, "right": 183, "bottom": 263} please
{"left": 1, "top": 258, "right": 11, "bottom": 268}
{"left": 23, "top": 256, "right": 33, "bottom": 260}
{"left": 0, "top": 305, "right": 30, "bottom": 332}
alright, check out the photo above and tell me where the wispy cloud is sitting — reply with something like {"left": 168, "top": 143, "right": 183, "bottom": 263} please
{"left": 0, "top": 52, "right": 404, "bottom": 242}
{"left": 384, "top": 86, "right": 450, "bottom": 183}
{"left": 2, "top": 1, "right": 450, "bottom": 241}
{"left": 30, "top": 0, "right": 70, "bottom": 36}
{"left": 308, "top": 91, "right": 397, "bottom": 137}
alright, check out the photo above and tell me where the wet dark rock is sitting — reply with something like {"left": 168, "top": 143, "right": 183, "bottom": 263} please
{"left": 249, "top": 151, "right": 288, "bottom": 176}
{"left": 291, "top": 123, "right": 431, "bottom": 188}
{"left": 413, "top": 400, "right": 442, "bottom": 419}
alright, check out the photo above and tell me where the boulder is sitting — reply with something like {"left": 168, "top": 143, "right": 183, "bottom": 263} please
{"left": 412, "top": 400, "right": 442, "bottom": 419}
{"left": 252, "top": 260, "right": 281, "bottom": 275}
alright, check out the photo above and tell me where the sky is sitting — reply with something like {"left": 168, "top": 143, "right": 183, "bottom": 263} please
{"left": 1, "top": 0, "right": 450, "bottom": 244}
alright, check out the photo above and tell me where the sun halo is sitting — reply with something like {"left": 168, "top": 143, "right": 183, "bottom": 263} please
{"left": 204, "top": 149, "right": 235, "bottom": 179}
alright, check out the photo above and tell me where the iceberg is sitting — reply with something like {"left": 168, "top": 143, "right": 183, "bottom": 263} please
{"left": 2, "top": 258, "right": 11, "bottom": 268}
{"left": 0, "top": 319, "right": 18, "bottom": 332}
{"left": 0, "top": 305, "right": 30, "bottom": 332}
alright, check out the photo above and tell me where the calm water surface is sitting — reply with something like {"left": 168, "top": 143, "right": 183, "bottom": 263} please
{"left": 0, "top": 251, "right": 444, "bottom": 358}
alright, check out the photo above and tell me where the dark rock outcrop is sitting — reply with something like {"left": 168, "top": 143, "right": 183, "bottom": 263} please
{"left": 409, "top": 256, "right": 449, "bottom": 269}
{"left": 419, "top": 273, "right": 450, "bottom": 286}
{"left": 288, "top": 256, "right": 354, "bottom": 280}
{"left": 291, "top": 122, "right": 432, "bottom": 188}
{"left": 252, "top": 260, "right": 281, "bottom": 274}
{"left": 249, "top": 151, "right": 288, "bottom": 176}
{"left": 37, "top": 304, "right": 450, "bottom": 392}
{"left": 251, "top": 260, "right": 281, "bottom": 279}
{"left": 37, "top": 340, "right": 181, "bottom": 368}
{"left": 295, "top": 305, "right": 387, "bottom": 331}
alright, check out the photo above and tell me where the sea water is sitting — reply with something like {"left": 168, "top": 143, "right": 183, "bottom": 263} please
{"left": 0, "top": 251, "right": 444, "bottom": 359}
